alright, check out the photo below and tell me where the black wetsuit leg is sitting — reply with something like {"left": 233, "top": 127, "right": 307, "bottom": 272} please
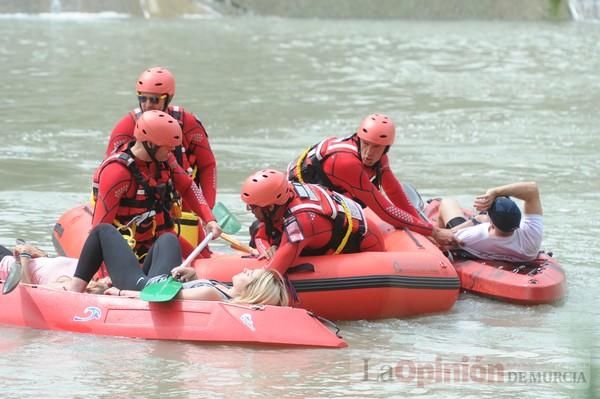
{"left": 74, "top": 224, "right": 182, "bottom": 290}
{"left": 73, "top": 224, "right": 144, "bottom": 290}
{"left": 141, "top": 232, "right": 182, "bottom": 279}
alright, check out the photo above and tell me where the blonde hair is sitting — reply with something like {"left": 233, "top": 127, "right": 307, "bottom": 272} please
{"left": 233, "top": 269, "right": 289, "bottom": 306}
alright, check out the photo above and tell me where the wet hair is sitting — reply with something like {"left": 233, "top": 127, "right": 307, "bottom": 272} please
{"left": 233, "top": 269, "right": 289, "bottom": 306}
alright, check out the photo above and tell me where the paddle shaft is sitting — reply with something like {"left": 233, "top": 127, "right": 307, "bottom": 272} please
{"left": 2, "top": 262, "right": 23, "bottom": 295}
{"left": 181, "top": 232, "right": 213, "bottom": 269}
{"left": 220, "top": 233, "right": 254, "bottom": 254}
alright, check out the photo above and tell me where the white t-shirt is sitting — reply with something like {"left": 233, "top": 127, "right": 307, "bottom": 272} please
{"left": 453, "top": 214, "right": 543, "bottom": 262}
{"left": 0, "top": 255, "right": 78, "bottom": 284}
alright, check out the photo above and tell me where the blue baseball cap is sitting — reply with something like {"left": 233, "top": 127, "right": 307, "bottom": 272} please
{"left": 488, "top": 196, "right": 521, "bottom": 233}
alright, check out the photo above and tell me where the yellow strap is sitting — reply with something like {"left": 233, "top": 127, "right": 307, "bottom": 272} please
{"left": 91, "top": 193, "right": 157, "bottom": 261}
{"left": 295, "top": 146, "right": 311, "bottom": 184}
{"left": 190, "top": 165, "right": 198, "bottom": 180}
{"left": 333, "top": 199, "right": 353, "bottom": 255}
{"left": 112, "top": 219, "right": 137, "bottom": 252}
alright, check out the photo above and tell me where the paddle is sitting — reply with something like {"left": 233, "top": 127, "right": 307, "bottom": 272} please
{"left": 213, "top": 202, "right": 255, "bottom": 254}
{"left": 220, "top": 233, "right": 254, "bottom": 254}
{"left": 140, "top": 231, "right": 214, "bottom": 302}
{"left": 2, "top": 261, "right": 23, "bottom": 295}
{"left": 401, "top": 182, "right": 429, "bottom": 222}
{"left": 213, "top": 202, "right": 242, "bottom": 234}
{"left": 2, "top": 238, "right": 27, "bottom": 295}
{"left": 139, "top": 276, "right": 182, "bottom": 302}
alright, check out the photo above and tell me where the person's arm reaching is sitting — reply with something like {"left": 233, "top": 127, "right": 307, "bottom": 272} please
{"left": 169, "top": 154, "right": 221, "bottom": 238}
{"left": 326, "top": 155, "right": 434, "bottom": 236}
{"left": 474, "top": 182, "right": 542, "bottom": 215}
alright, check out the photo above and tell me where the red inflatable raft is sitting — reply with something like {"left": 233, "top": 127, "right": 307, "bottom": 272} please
{"left": 424, "top": 199, "right": 566, "bottom": 305}
{"left": 53, "top": 205, "right": 460, "bottom": 321}
{"left": 0, "top": 281, "right": 346, "bottom": 348}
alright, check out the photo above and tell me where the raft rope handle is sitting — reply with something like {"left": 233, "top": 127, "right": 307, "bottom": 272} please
{"left": 308, "top": 311, "right": 343, "bottom": 338}
{"left": 334, "top": 198, "right": 353, "bottom": 255}
{"left": 295, "top": 146, "right": 311, "bottom": 184}
{"left": 224, "top": 302, "right": 266, "bottom": 311}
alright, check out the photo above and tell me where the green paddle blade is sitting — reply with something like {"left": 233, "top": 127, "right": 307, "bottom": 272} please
{"left": 213, "top": 202, "right": 242, "bottom": 235}
{"left": 2, "top": 261, "right": 23, "bottom": 295}
{"left": 140, "top": 276, "right": 183, "bottom": 302}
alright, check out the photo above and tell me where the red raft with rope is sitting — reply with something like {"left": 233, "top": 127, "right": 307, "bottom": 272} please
{"left": 423, "top": 199, "right": 566, "bottom": 305}
{"left": 0, "top": 280, "right": 346, "bottom": 348}
{"left": 53, "top": 204, "right": 461, "bottom": 321}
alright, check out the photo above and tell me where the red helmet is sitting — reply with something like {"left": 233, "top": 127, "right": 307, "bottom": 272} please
{"left": 356, "top": 114, "right": 395, "bottom": 146}
{"left": 240, "top": 169, "right": 293, "bottom": 207}
{"left": 136, "top": 67, "right": 175, "bottom": 97}
{"left": 134, "top": 110, "right": 182, "bottom": 147}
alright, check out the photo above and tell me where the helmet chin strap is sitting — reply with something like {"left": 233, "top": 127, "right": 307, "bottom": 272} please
{"left": 355, "top": 134, "right": 363, "bottom": 162}
{"left": 142, "top": 142, "right": 158, "bottom": 161}
{"left": 162, "top": 96, "right": 172, "bottom": 112}
{"left": 142, "top": 142, "right": 162, "bottom": 178}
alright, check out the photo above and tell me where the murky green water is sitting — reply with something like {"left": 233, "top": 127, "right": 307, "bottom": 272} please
{"left": 0, "top": 15, "right": 598, "bottom": 398}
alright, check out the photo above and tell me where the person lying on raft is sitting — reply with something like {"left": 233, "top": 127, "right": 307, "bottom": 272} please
{"left": 435, "top": 182, "right": 543, "bottom": 262}
{"left": 67, "top": 224, "right": 288, "bottom": 305}
{"left": 1, "top": 225, "right": 288, "bottom": 306}
{"left": 0, "top": 241, "right": 108, "bottom": 293}
{"left": 0, "top": 223, "right": 178, "bottom": 293}
{"left": 240, "top": 169, "right": 386, "bottom": 274}
{"left": 109, "top": 266, "right": 289, "bottom": 306}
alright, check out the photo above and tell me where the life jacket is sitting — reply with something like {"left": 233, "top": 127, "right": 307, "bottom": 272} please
{"left": 129, "top": 106, "right": 198, "bottom": 180}
{"left": 284, "top": 183, "right": 368, "bottom": 256}
{"left": 92, "top": 147, "right": 178, "bottom": 259}
{"left": 288, "top": 134, "right": 383, "bottom": 196}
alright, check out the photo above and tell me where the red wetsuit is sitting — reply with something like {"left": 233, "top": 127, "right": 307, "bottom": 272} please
{"left": 288, "top": 135, "right": 433, "bottom": 236}
{"left": 106, "top": 106, "right": 217, "bottom": 208}
{"left": 254, "top": 183, "right": 385, "bottom": 275}
{"left": 92, "top": 148, "right": 214, "bottom": 263}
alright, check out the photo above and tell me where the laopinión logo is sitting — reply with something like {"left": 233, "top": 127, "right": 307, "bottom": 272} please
{"left": 360, "top": 356, "right": 590, "bottom": 389}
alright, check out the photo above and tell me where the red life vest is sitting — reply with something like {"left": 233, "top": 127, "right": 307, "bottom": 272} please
{"left": 288, "top": 134, "right": 383, "bottom": 194}
{"left": 284, "top": 183, "right": 367, "bottom": 255}
{"left": 92, "top": 148, "right": 178, "bottom": 259}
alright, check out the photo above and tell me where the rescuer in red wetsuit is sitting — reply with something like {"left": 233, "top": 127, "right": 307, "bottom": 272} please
{"left": 288, "top": 114, "right": 454, "bottom": 246}
{"left": 240, "top": 169, "right": 385, "bottom": 274}
{"left": 106, "top": 67, "right": 217, "bottom": 209}
{"left": 93, "top": 110, "right": 221, "bottom": 266}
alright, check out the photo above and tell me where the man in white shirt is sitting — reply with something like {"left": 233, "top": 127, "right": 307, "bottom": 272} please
{"left": 436, "top": 182, "right": 543, "bottom": 262}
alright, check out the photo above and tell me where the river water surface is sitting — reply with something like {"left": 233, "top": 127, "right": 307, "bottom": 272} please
{"left": 0, "top": 14, "right": 598, "bottom": 398}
